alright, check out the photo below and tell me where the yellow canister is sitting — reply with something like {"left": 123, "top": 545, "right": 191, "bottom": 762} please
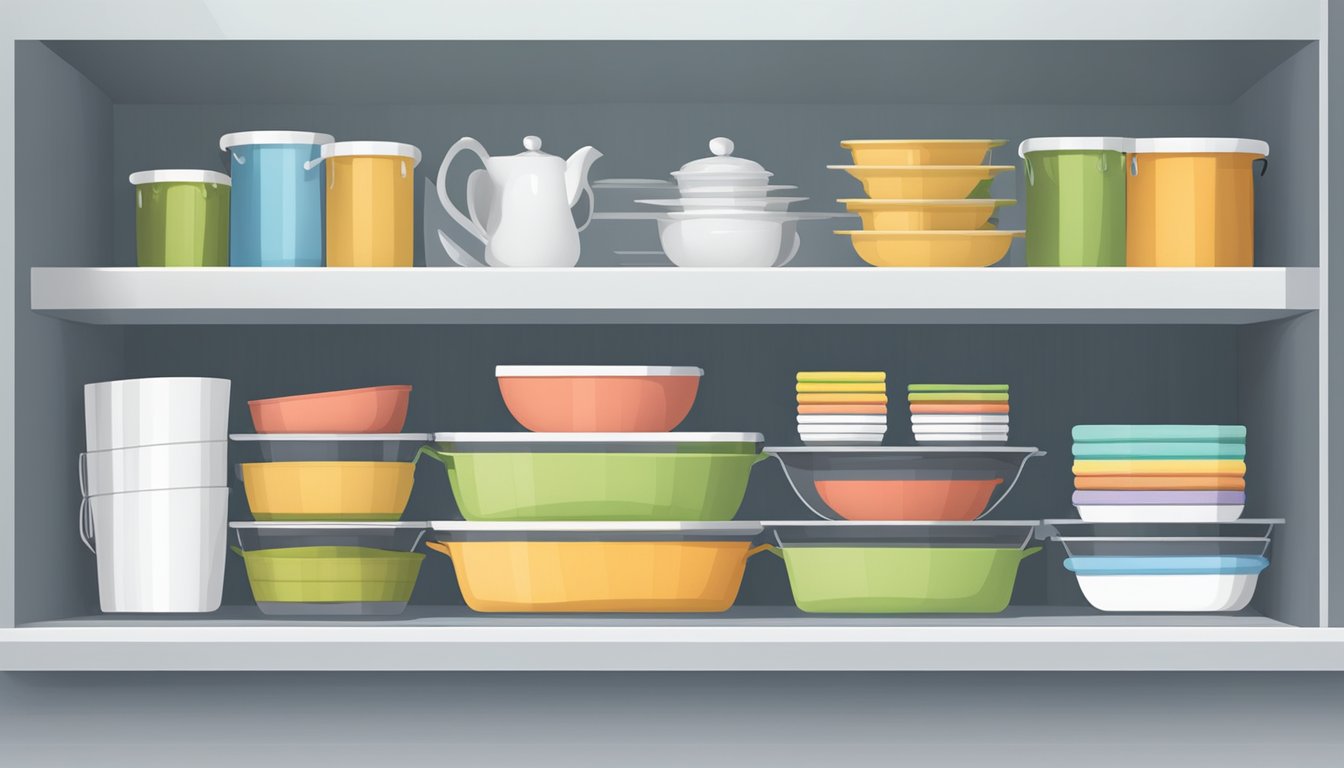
{"left": 318, "top": 141, "right": 421, "bottom": 267}
{"left": 1126, "top": 138, "right": 1268, "bottom": 267}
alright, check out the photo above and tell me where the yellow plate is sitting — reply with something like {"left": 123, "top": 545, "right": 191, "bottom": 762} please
{"left": 796, "top": 382, "right": 887, "bottom": 393}
{"left": 841, "top": 139, "right": 1007, "bottom": 166}
{"left": 839, "top": 199, "right": 1015, "bottom": 231}
{"left": 1073, "top": 459, "right": 1247, "bottom": 477}
{"left": 797, "top": 371, "right": 886, "bottom": 383}
{"left": 828, "top": 165, "right": 1014, "bottom": 199}
{"left": 836, "top": 230, "right": 1024, "bottom": 268}
{"left": 240, "top": 461, "right": 414, "bottom": 521}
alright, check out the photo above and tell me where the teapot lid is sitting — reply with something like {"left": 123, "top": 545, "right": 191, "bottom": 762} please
{"left": 674, "top": 137, "right": 771, "bottom": 177}
{"left": 516, "top": 135, "right": 557, "bottom": 158}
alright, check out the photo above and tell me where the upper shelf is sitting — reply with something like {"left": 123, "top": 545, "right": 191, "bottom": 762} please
{"left": 30, "top": 267, "right": 1320, "bottom": 325}
{"left": 14, "top": 0, "right": 1323, "bottom": 42}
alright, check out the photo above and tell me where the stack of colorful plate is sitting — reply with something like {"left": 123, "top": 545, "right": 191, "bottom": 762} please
{"left": 827, "top": 139, "right": 1022, "bottom": 267}
{"left": 1071, "top": 425, "right": 1248, "bottom": 522}
{"left": 907, "top": 385, "right": 1010, "bottom": 443}
{"left": 796, "top": 372, "right": 887, "bottom": 446}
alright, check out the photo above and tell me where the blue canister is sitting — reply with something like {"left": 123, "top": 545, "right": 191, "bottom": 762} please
{"left": 220, "top": 131, "right": 334, "bottom": 266}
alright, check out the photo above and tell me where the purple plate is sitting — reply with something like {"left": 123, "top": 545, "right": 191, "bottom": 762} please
{"left": 1071, "top": 490, "right": 1246, "bottom": 505}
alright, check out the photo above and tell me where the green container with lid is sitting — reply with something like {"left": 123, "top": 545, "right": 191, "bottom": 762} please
{"left": 1019, "top": 138, "right": 1129, "bottom": 267}
{"left": 130, "top": 170, "right": 230, "bottom": 267}
{"left": 771, "top": 545, "right": 1039, "bottom": 614}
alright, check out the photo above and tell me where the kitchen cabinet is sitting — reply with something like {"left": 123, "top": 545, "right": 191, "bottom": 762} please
{"left": 1, "top": 0, "right": 1341, "bottom": 674}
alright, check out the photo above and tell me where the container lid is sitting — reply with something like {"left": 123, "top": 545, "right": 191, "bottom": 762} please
{"left": 840, "top": 139, "right": 1007, "bottom": 147}
{"left": 1071, "top": 490, "right": 1247, "bottom": 505}
{"left": 1064, "top": 555, "right": 1268, "bottom": 576}
{"left": 128, "top": 170, "right": 230, "bottom": 186}
{"left": 673, "top": 137, "right": 771, "bottom": 177}
{"left": 219, "top": 130, "right": 335, "bottom": 150}
{"left": 428, "top": 520, "right": 762, "bottom": 542}
{"left": 1131, "top": 138, "right": 1269, "bottom": 156}
{"left": 231, "top": 522, "right": 427, "bottom": 531}
{"left": 318, "top": 141, "right": 422, "bottom": 166}
{"left": 435, "top": 432, "right": 762, "bottom": 444}
{"left": 230, "top": 433, "right": 431, "bottom": 442}
{"left": 495, "top": 365, "right": 703, "bottom": 377}
{"left": 838, "top": 199, "right": 1016, "bottom": 208}
{"left": 1018, "top": 137, "right": 1132, "bottom": 157}
{"left": 767, "top": 445, "right": 1039, "bottom": 455}
{"left": 230, "top": 521, "right": 426, "bottom": 553}
{"left": 430, "top": 521, "right": 760, "bottom": 534}
{"left": 765, "top": 519, "right": 1039, "bottom": 549}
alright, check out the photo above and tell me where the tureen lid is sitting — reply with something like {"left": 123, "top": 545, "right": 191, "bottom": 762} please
{"left": 674, "top": 137, "right": 772, "bottom": 177}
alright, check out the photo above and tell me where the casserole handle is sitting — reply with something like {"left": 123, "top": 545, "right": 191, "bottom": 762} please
{"left": 1017, "top": 546, "right": 1042, "bottom": 561}
{"left": 425, "top": 540, "right": 453, "bottom": 558}
{"left": 415, "top": 445, "right": 452, "bottom": 467}
{"left": 230, "top": 546, "right": 245, "bottom": 557}
{"left": 745, "top": 543, "right": 775, "bottom": 559}
{"left": 979, "top": 450, "right": 1045, "bottom": 519}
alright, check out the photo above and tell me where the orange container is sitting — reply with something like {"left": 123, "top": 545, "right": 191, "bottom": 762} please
{"left": 248, "top": 385, "right": 411, "bottom": 433}
{"left": 319, "top": 141, "right": 420, "bottom": 267}
{"left": 814, "top": 477, "right": 1004, "bottom": 521}
{"left": 1126, "top": 138, "right": 1268, "bottom": 267}
{"left": 495, "top": 365, "right": 703, "bottom": 432}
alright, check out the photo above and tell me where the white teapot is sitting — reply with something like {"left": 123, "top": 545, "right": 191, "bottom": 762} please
{"left": 435, "top": 135, "right": 602, "bottom": 268}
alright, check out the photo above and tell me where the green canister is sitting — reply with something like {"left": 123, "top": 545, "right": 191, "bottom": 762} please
{"left": 130, "top": 170, "right": 230, "bottom": 266}
{"left": 1019, "top": 137, "right": 1129, "bottom": 266}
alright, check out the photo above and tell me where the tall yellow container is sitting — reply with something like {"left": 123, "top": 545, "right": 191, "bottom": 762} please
{"left": 318, "top": 141, "right": 421, "bottom": 267}
{"left": 1126, "top": 138, "right": 1268, "bottom": 267}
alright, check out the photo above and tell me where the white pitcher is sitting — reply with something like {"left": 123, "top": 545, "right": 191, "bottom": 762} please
{"left": 436, "top": 135, "right": 602, "bottom": 268}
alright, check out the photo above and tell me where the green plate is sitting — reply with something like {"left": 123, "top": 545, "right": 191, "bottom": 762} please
{"left": 907, "top": 384, "right": 1009, "bottom": 392}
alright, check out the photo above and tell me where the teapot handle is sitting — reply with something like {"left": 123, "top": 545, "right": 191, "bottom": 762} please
{"left": 436, "top": 137, "right": 491, "bottom": 245}
{"left": 574, "top": 181, "right": 596, "bottom": 234}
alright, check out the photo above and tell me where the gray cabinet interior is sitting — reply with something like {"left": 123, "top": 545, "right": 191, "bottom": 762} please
{"left": 10, "top": 39, "right": 1329, "bottom": 629}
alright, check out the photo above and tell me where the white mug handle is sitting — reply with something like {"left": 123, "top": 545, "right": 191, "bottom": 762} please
{"left": 79, "top": 497, "right": 95, "bottom": 553}
{"left": 77, "top": 452, "right": 88, "bottom": 498}
{"left": 436, "top": 137, "right": 491, "bottom": 245}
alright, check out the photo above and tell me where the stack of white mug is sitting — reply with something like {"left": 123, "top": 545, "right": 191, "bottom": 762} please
{"left": 81, "top": 377, "right": 231, "bottom": 612}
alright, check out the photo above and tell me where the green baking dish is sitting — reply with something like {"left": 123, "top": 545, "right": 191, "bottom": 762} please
{"left": 418, "top": 432, "right": 766, "bottom": 522}
{"left": 766, "top": 521, "right": 1039, "bottom": 613}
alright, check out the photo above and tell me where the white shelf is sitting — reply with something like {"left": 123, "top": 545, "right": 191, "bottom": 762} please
{"left": 30, "top": 267, "right": 1319, "bottom": 325}
{"left": 0, "top": 607, "right": 1338, "bottom": 672}
{"left": 9, "top": 0, "right": 1322, "bottom": 41}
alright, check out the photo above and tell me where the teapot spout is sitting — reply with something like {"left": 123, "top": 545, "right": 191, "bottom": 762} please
{"left": 564, "top": 146, "right": 603, "bottom": 207}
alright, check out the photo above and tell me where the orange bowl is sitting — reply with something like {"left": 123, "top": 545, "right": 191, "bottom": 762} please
{"left": 496, "top": 366, "right": 703, "bottom": 433}
{"left": 814, "top": 477, "right": 1004, "bottom": 521}
{"left": 248, "top": 385, "right": 411, "bottom": 434}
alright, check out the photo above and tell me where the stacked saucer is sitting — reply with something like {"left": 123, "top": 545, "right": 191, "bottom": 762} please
{"left": 796, "top": 371, "right": 887, "bottom": 446}
{"left": 1071, "top": 424, "right": 1248, "bottom": 522}
{"left": 907, "top": 384, "right": 1010, "bottom": 443}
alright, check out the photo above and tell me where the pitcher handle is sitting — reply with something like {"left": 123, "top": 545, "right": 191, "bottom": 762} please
{"left": 574, "top": 181, "right": 596, "bottom": 233}
{"left": 436, "top": 137, "right": 491, "bottom": 245}
{"left": 79, "top": 497, "right": 95, "bottom": 553}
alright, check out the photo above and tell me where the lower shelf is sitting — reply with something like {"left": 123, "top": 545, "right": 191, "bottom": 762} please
{"left": 2, "top": 606, "right": 1339, "bottom": 672}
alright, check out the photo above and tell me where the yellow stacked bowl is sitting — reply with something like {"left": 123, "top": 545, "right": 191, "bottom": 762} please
{"left": 829, "top": 140, "right": 1023, "bottom": 267}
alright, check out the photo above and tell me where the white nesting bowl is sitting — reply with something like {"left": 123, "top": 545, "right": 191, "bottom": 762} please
{"left": 656, "top": 213, "right": 799, "bottom": 268}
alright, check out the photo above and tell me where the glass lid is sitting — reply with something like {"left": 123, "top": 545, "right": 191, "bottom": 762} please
{"left": 230, "top": 522, "right": 427, "bottom": 552}
{"left": 428, "top": 520, "right": 762, "bottom": 542}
